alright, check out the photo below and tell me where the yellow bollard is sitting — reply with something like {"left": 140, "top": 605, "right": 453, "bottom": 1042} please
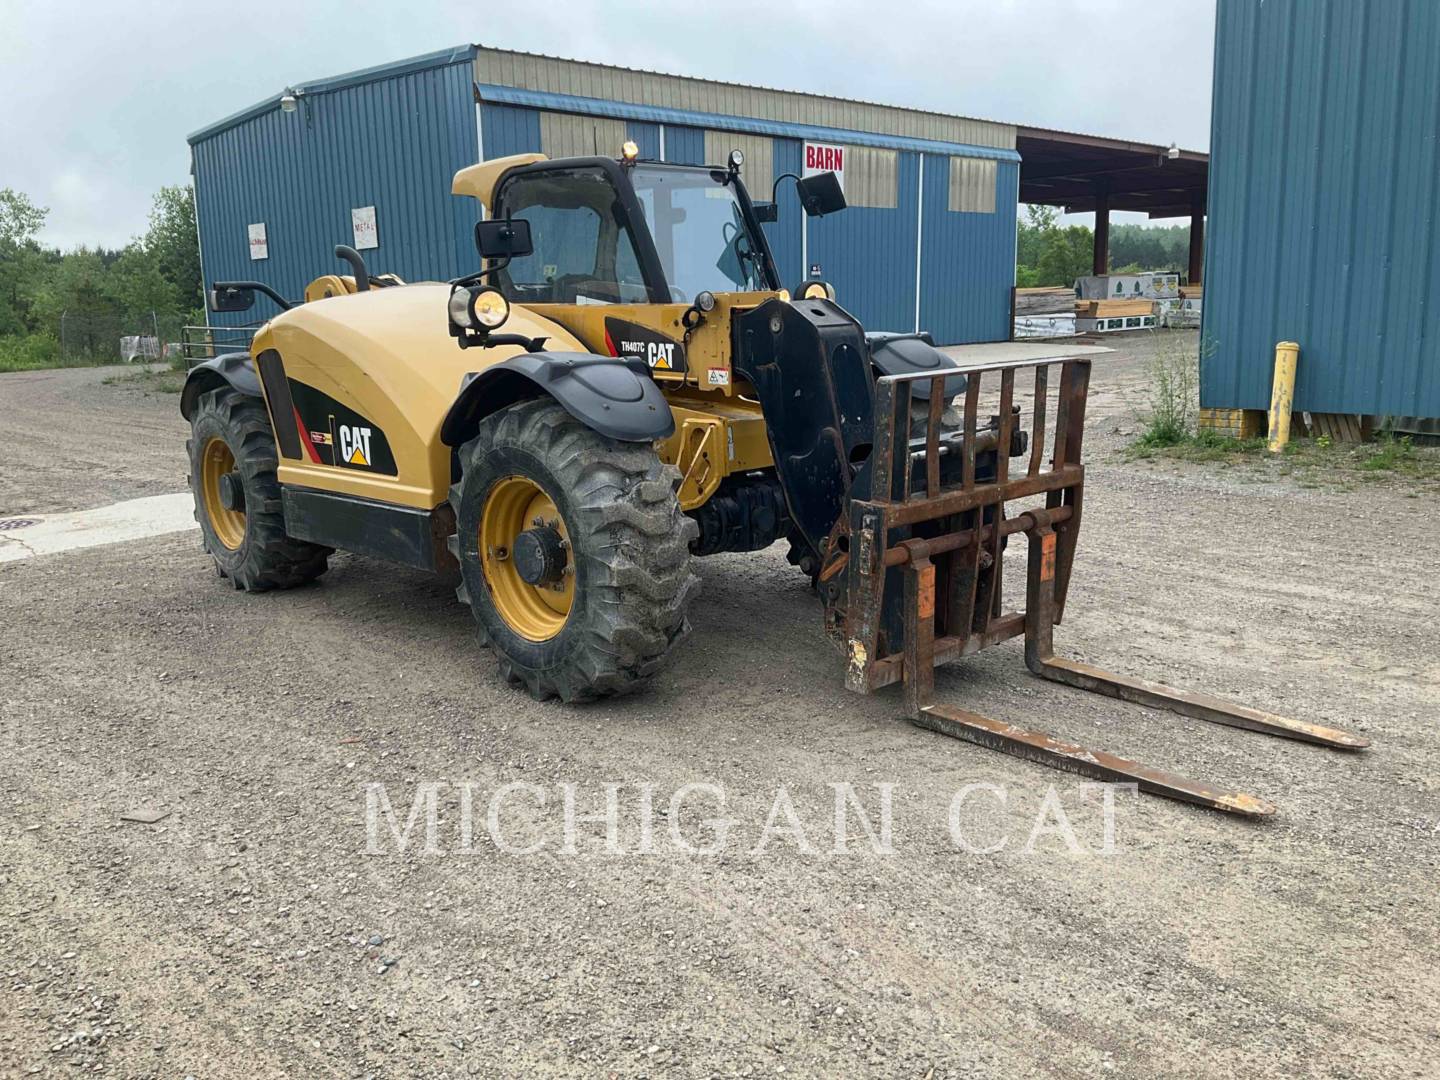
{"left": 1267, "top": 341, "right": 1299, "bottom": 452}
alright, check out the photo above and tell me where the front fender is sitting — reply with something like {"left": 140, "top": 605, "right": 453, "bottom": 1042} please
{"left": 180, "top": 352, "right": 261, "bottom": 420}
{"left": 440, "top": 352, "right": 675, "bottom": 447}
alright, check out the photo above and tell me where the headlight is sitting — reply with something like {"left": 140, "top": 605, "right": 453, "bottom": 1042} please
{"left": 470, "top": 286, "right": 510, "bottom": 330}
{"left": 694, "top": 290, "right": 717, "bottom": 313}
{"left": 727, "top": 148, "right": 744, "bottom": 170}
{"left": 448, "top": 287, "right": 474, "bottom": 329}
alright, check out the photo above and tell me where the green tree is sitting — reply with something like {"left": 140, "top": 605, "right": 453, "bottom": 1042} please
{"left": 107, "top": 245, "right": 182, "bottom": 318}
{"left": 1016, "top": 204, "right": 1094, "bottom": 287}
{"left": 0, "top": 189, "right": 50, "bottom": 335}
{"left": 0, "top": 188, "right": 47, "bottom": 250}
{"left": 142, "top": 185, "right": 201, "bottom": 317}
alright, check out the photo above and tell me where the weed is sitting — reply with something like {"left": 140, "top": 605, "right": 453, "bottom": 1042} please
{"left": 1360, "top": 433, "right": 1415, "bottom": 472}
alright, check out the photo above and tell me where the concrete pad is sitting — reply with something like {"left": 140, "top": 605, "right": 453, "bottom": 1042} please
{"left": 940, "top": 341, "right": 1113, "bottom": 365}
{"left": 0, "top": 493, "right": 196, "bottom": 563}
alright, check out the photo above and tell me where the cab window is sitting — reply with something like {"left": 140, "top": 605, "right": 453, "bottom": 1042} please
{"left": 493, "top": 167, "right": 650, "bottom": 305}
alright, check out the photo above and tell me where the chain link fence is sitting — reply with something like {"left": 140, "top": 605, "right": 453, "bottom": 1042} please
{"left": 58, "top": 311, "right": 190, "bottom": 366}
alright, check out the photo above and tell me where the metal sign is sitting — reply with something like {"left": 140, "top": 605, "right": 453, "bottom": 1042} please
{"left": 352, "top": 206, "right": 378, "bottom": 251}
{"left": 248, "top": 222, "right": 268, "bottom": 261}
{"left": 803, "top": 142, "right": 846, "bottom": 191}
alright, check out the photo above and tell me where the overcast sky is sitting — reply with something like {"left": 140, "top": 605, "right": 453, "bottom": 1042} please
{"left": 0, "top": 0, "right": 1215, "bottom": 250}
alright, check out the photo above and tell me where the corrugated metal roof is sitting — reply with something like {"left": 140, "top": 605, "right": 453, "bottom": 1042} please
{"left": 474, "top": 45, "right": 1016, "bottom": 150}
{"left": 473, "top": 84, "right": 1021, "bottom": 162}
{"left": 187, "top": 45, "right": 475, "bottom": 144}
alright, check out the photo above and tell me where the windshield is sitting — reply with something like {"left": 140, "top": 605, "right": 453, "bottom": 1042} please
{"left": 493, "top": 166, "right": 651, "bottom": 305}
{"left": 629, "top": 166, "right": 771, "bottom": 300}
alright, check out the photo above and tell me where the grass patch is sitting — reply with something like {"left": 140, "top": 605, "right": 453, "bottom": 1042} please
{"left": 1127, "top": 429, "right": 1440, "bottom": 487}
{"left": 1128, "top": 429, "right": 1266, "bottom": 463}
{"left": 0, "top": 334, "right": 137, "bottom": 374}
{"left": 101, "top": 366, "right": 186, "bottom": 394}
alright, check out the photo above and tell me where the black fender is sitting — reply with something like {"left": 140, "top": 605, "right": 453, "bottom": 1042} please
{"left": 866, "top": 331, "right": 965, "bottom": 400}
{"left": 440, "top": 352, "right": 675, "bottom": 447}
{"left": 180, "top": 352, "right": 261, "bottom": 420}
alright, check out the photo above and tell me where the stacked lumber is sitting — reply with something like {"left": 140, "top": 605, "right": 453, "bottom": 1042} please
{"left": 1309, "top": 413, "right": 1375, "bottom": 443}
{"left": 1073, "top": 299, "right": 1155, "bottom": 318}
{"left": 1014, "top": 287, "right": 1075, "bottom": 316}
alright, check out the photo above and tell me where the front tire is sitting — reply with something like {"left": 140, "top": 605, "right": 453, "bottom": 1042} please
{"left": 186, "top": 387, "right": 330, "bottom": 591}
{"left": 450, "top": 398, "right": 700, "bottom": 702}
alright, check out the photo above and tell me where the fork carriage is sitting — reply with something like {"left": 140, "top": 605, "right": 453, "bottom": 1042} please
{"left": 829, "top": 357, "right": 1367, "bottom": 817}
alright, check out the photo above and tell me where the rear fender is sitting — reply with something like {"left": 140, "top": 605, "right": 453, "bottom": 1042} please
{"left": 440, "top": 352, "right": 675, "bottom": 448}
{"left": 180, "top": 352, "right": 262, "bottom": 420}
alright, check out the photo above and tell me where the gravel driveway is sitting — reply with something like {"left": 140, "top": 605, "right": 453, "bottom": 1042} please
{"left": 2, "top": 337, "right": 1436, "bottom": 1077}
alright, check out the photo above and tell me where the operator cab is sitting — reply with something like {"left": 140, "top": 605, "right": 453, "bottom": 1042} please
{"left": 488, "top": 155, "right": 781, "bottom": 306}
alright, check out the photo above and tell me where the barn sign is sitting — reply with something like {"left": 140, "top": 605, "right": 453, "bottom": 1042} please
{"left": 803, "top": 142, "right": 846, "bottom": 191}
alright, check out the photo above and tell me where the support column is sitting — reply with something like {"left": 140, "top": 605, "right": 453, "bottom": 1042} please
{"left": 1188, "top": 195, "right": 1205, "bottom": 285}
{"left": 1092, "top": 188, "right": 1110, "bottom": 276}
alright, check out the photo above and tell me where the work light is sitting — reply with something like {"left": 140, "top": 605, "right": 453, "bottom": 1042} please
{"left": 470, "top": 286, "right": 510, "bottom": 329}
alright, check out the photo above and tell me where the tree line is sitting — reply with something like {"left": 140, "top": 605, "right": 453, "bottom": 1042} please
{"left": 0, "top": 186, "right": 202, "bottom": 369}
{"left": 1016, "top": 205, "right": 1192, "bottom": 288}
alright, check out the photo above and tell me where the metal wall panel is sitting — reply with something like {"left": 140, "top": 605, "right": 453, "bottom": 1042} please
{"left": 193, "top": 57, "right": 478, "bottom": 326}
{"left": 947, "top": 157, "right": 997, "bottom": 214}
{"left": 845, "top": 146, "right": 898, "bottom": 209}
{"left": 1204, "top": 0, "right": 1440, "bottom": 416}
{"left": 807, "top": 151, "right": 920, "bottom": 333}
{"left": 539, "top": 111, "right": 628, "bottom": 158}
{"left": 476, "top": 47, "right": 1016, "bottom": 150}
{"left": 704, "top": 130, "right": 773, "bottom": 190}
{"left": 480, "top": 102, "right": 540, "bottom": 158}
{"left": 921, "top": 157, "right": 1018, "bottom": 345}
{"left": 627, "top": 121, "right": 661, "bottom": 159}
{"left": 766, "top": 139, "right": 805, "bottom": 288}
{"left": 662, "top": 125, "right": 705, "bottom": 165}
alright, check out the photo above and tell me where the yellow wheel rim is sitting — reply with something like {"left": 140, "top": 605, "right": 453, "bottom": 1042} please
{"left": 479, "top": 476, "right": 573, "bottom": 641}
{"left": 200, "top": 437, "right": 246, "bottom": 550}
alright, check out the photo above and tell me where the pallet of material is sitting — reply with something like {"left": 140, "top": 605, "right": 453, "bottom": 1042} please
{"left": 1014, "top": 287, "right": 1075, "bottom": 316}
{"left": 1074, "top": 299, "right": 1155, "bottom": 318}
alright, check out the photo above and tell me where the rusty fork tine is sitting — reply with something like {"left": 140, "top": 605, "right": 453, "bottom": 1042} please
{"left": 1028, "top": 365, "right": 1047, "bottom": 478}
{"left": 926, "top": 375, "right": 943, "bottom": 498}
{"left": 914, "top": 703, "right": 1276, "bottom": 817}
{"left": 1029, "top": 656, "right": 1371, "bottom": 750}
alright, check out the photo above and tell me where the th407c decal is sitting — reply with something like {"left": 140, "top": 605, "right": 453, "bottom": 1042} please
{"left": 603, "top": 318, "right": 687, "bottom": 374}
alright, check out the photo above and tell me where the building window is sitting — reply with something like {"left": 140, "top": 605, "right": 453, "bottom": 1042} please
{"left": 948, "top": 157, "right": 997, "bottom": 214}
{"left": 539, "top": 112, "right": 629, "bottom": 159}
{"left": 844, "top": 146, "right": 897, "bottom": 209}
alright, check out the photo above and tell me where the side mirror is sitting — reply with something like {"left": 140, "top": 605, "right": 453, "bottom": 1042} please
{"left": 209, "top": 285, "right": 256, "bottom": 313}
{"left": 796, "top": 171, "right": 847, "bottom": 217}
{"left": 474, "top": 217, "right": 534, "bottom": 260}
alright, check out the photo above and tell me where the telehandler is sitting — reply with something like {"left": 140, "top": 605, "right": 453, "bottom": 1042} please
{"left": 183, "top": 142, "right": 1367, "bottom": 817}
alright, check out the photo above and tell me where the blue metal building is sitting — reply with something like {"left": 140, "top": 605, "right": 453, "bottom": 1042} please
{"left": 189, "top": 45, "right": 1024, "bottom": 344}
{"left": 1203, "top": 0, "right": 1440, "bottom": 419}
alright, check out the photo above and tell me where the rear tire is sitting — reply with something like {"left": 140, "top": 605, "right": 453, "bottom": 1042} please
{"left": 450, "top": 398, "right": 700, "bottom": 703}
{"left": 186, "top": 387, "right": 331, "bottom": 591}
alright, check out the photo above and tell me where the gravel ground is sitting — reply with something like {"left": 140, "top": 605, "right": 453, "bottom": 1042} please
{"left": 1, "top": 335, "right": 1437, "bottom": 1078}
